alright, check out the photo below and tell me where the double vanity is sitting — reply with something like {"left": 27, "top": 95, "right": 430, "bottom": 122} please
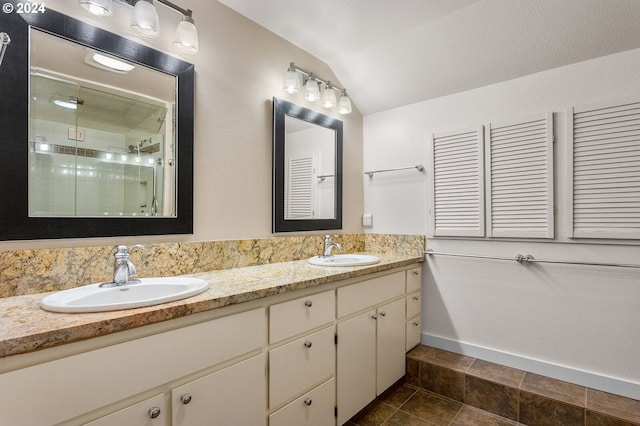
{"left": 0, "top": 252, "right": 423, "bottom": 426}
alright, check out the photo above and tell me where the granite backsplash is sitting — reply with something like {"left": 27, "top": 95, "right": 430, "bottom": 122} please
{"left": 0, "top": 234, "right": 425, "bottom": 298}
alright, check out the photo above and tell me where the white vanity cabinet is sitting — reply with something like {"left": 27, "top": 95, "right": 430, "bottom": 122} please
{"left": 405, "top": 267, "right": 422, "bottom": 351}
{"left": 336, "top": 272, "right": 406, "bottom": 425}
{"left": 1, "top": 262, "right": 423, "bottom": 426}
{"left": 0, "top": 308, "right": 266, "bottom": 426}
{"left": 268, "top": 290, "right": 336, "bottom": 424}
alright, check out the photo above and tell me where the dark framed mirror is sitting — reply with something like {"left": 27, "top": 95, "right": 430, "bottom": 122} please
{"left": 272, "top": 97, "right": 343, "bottom": 232}
{"left": 0, "top": 6, "right": 194, "bottom": 240}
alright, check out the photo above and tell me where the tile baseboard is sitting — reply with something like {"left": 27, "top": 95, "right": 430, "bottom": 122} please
{"left": 422, "top": 333, "right": 640, "bottom": 402}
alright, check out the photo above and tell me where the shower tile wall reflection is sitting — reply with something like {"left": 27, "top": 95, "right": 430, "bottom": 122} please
{"left": 30, "top": 119, "right": 160, "bottom": 216}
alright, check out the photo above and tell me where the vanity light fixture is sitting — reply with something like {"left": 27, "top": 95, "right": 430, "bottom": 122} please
{"left": 79, "top": 0, "right": 199, "bottom": 54}
{"left": 283, "top": 62, "right": 352, "bottom": 114}
{"left": 79, "top": 0, "right": 113, "bottom": 17}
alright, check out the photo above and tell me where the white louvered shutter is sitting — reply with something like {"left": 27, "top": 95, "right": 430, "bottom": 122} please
{"left": 486, "top": 113, "right": 554, "bottom": 238}
{"left": 285, "top": 157, "right": 314, "bottom": 219}
{"left": 428, "top": 126, "right": 485, "bottom": 237}
{"left": 569, "top": 98, "right": 640, "bottom": 239}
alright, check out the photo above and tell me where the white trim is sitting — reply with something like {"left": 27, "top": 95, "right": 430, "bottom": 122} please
{"left": 421, "top": 333, "right": 640, "bottom": 401}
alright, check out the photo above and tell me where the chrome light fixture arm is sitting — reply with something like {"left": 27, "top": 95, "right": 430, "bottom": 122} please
{"left": 0, "top": 32, "right": 10, "bottom": 68}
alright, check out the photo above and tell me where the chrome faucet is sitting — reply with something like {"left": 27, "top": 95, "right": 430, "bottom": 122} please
{"left": 101, "top": 245, "right": 144, "bottom": 287}
{"left": 323, "top": 235, "right": 343, "bottom": 257}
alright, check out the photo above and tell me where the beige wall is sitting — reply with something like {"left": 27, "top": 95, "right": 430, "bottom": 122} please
{"left": 2, "top": 0, "right": 363, "bottom": 250}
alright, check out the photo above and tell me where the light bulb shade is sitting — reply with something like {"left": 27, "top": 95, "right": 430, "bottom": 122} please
{"left": 283, "top": 70, "right": 301, "bottom": 94}
{"left": 79, "top": 0, "right": 113, "bottom": 16}
{"left": 131, "top": 0, "right": 159, "bottom": 38}
{"left": 338, "top": 93, "right": 352, "bottom": 114}
{"left": 304, "top": 78, "right": 320, "bottom": 102}
{"left": 322, "top": 86, "right": 337, "bottom": 108}
{"left": 174, "top": 16, "right": 199, "bottom": 54}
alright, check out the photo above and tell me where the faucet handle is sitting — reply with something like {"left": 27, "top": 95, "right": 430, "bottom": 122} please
{"left": 114, "top": 244, "right": 144, "bottom": 257}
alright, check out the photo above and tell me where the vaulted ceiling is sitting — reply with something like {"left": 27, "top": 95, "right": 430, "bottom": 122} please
{"left": 217, "top": 0, "right": 640, "bottom": 115}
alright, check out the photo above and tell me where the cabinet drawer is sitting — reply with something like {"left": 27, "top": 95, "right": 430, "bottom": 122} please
{"left": 269, "top": 326, "right": 335, "bottom": 409}
{"left": 270, "top": 290, "right": 335, "bottom": 344}
{"left": 406, "top": 267, "right": 422, "bottom": 293}
{"left": 406, "top": 317, "right": 421, "bottom": 351}
{"left": 337, "top": 272, "right": 404, "bottom": 318}
{"left": 269, "top": 378, "right": 335, "bottom": 426}
{"left": 406, "top": 291, "right": 421, "bottom": 319}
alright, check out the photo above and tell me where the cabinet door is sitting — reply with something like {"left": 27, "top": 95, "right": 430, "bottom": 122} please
{"left": 85, "top": 394, "right": 168, "bottom": 426}
{"left": 376, "top": 298, "right": 406, "bottom": 395}
{"left": 172, "top": 353, "right": 266, "bottom": 426}
{"left": 336, "top": 309, "right": 376, "bottom": 426}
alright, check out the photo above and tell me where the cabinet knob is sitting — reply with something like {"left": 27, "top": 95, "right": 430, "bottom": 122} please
{"left": 379, "top": 311, "right": 386, "bottom": 317}
{"left": 413, "top": 296, "right": 419, "bottom": 301}
{"left": 371, "top": 314, "right": 378, "bottom": 320}
{"left": 148, "top": 407, "right": 161, "bottom": 419}
{"left": 304, "top": 340, "right": 313, "bottom": 348}
{"left": 413, "top": 321, "right": 419, "bottom": 326}
{"left": 304, "top": 398, "right": 313, "bottom": 406}
{"left": 304, "top": 300, "right": 313, "bottom": 307}
{"left": 412, "top": 271, "right": 419, "bottom": 276}
{"left": 180, "top": 393, "right": 192, "bottom": 405}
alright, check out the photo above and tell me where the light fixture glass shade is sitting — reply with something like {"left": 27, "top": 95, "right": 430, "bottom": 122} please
{"left": 338, "top": 91, "right": 352, "bottom": 114}
{"left": 174, "top": 15, "right": 199, "bottom": 54}
{"left": 79, "top": 0, "right": 113, "bottom": 16}
{"left": 131, "top": 0, "right": 159, "bottom": 38}
{"left": 304, "top": 78, "right": 320, "bottom": 102}
{"left": 283, "top": 69, "right": 301, "bottom": 94}
{"left": 322, "top": 85, "right": 337, "bottom": 108}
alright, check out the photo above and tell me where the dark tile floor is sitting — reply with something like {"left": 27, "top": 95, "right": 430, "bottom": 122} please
{"left": 346, "top": 381, "right": 522, "bottom": 426}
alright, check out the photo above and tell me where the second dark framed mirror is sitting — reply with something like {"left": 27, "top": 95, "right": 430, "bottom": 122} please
{"left": 272, "top": 97, "right": 343, "bottom": 233}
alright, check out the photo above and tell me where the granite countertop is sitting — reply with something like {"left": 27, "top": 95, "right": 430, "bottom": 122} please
{"left": 0, "top": 253, "right": 422, "bottom": 358}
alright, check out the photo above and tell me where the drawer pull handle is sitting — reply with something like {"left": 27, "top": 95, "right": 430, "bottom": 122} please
{"left": 304, "top": 398, "right": 313, "bottom": 406}
{"left": 304, "top": 340, "right": 313, "bottom": 348}
{"left": 180, "top": 394, "right": 192, "bottom": 405}
{"left": 379, "top": 311, "right": 386, "bottom": 317}
{"left": 371, "top": 314, "right": 378, "bottom": 320}
{"left": 148, "top": 407, "right": 161, "bottom": 419}
{"left": 412, "top": 271, "right": 419, "bottom": 275}
{"left": 413, "top": 296, "right": 419, "bottom": 301}
{"left": 304, "top": 300, "right": 313, "bottom": 307}
{"left": 413, "top": 321, "right": 419, "bottom": 326}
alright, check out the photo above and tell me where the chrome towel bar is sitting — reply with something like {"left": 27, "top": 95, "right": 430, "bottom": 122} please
{"left": 425, "top": 249, "right": 640, "bottom": 269}
{"left": 365, "top": 164, "right": 424, "bottom": 178}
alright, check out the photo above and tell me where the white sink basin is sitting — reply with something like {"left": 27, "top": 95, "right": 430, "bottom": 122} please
{"left": 41, "top": 277, "right": 209, "bottom": 313}
{"left": 307, "top": 254, "right": 380, "bottom": 267}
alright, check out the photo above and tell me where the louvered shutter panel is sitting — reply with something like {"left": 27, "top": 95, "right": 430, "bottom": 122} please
{"left": 486, "top": 113, "right": 554, "bottom": 238}
{"left": 569, "top": 98, "right": 640, "bottom": 239}
{"left": 285, "top": 157, "right": 314, "bottom": 219}
{"left": 428, "top": 126, "right": 485, "bottom": 237}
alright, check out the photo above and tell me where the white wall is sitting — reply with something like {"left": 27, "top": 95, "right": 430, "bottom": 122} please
{"left": 2, "top": 0, "right": 364, "bottom": 250}
{"left": 364, "top": 48, "right": 640, "bottom": 399}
